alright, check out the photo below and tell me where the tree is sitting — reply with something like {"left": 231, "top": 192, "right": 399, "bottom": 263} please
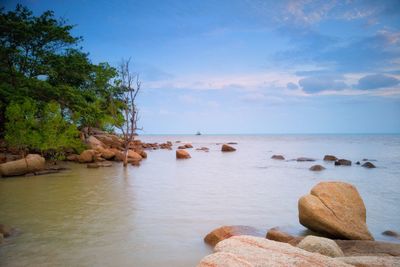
{"left": 114, "top": 58, "right": 142, "bottom": 167}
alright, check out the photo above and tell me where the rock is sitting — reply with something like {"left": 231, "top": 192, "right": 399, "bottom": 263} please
{"left": 138, "top": 150, "right": 147, "bottom": 158}
{"left": 363, "top": 158, "right": 377, "bottom": 162}
{"left": 271, "top": 155, "right": 285, "bottom": 160}
{"left": 221, "top": 144, "right": 236, "bottom": 152}
{"left": 337, "top": 256, "right": 400, "bottom": 266}
{"left": 204, "top": 225, "right": 265, "bottom": 247}
{"left": 198, "top": 235, "right": 351, "bottom": 267}
{"left": 266, "top": 227, "right": 296, "bottom": 243}
{"left": 66, "top": 154, "right": 79, "bottom": 162}
{"left": 78, "top": 150, "right": 97, "bottom": 163}
{"left": 310, "top": 165, "right": 326, "bottom": 171}
{"left": 196, "top": 147, "right": 209, "bottom": 152}
{"left": 0, "top": 154, "right": 6, "bottom": 164}
{"left": 382, "top": 230, "right": 400, "bottom": 240}
{"left": 87, "top": 161, "right": 112, "bottom": 168}
{"left": 96, "top": 148, "right": 115, "bottom": 160}
{"left": 335, "top": 159, "right": 352, "bottom": 166}
{"left": 0, "top": 224, "right": 15, "bottom": 238}
{"left": 228, "top": 142, "right": 238, "bottom": 145}
{"left": 336, "top": 240, "right": 400, "bottom": 257}
{"left": 131, "top": 160, "right": 140, "bottom": 166}
{"left": 0, "top": 233, "right": 3, "bottom": 244}
{"left": 356, "top": 161, "right": 360, "bottom": 165}
{"left": 299, "top": 181, "right": 374, "bottom": 240}
{"left": 297, "top": 235, "right": 344, "bottom": 257}
{"left": 297, "top": 157, "right": 316, "bottom": 162}
{"left": 127, "top": 150, "right": 142, "bottom": 161}
{"left": 176, "top": 149, "right": 191, "bottom": 159}
{"left": 87, "top": 163, "right": 100, "bottom": 168}
{"left": 324, "top": 155, "right": 338, "bottom": 161}
{"left": 177, "top": 145, "right": 186, "bottom": 149}
{"left": 94, "top": 134, "right": 124, "bottom": 149}
{"left": 86, "top": 135, "right": 105, "bottom": 149}
{"left": 184, "top": 143, "right": 193, "bottom": 148}
{"left": 362, "top": 162, "right": 376, "bottom": 168}
{"left": 0, "top": 154, "right": 45, "bottom": 177}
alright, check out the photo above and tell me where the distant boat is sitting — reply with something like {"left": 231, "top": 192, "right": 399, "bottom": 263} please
{"left": 196, "top": 131, "right": 201, "bottom": 135}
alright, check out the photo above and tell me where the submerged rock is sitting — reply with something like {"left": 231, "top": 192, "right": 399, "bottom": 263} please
{"left": 204, "top": 225, "right": 264, "bottom": 247}
{"left": 176, "top": 149, "right": 191, "bottom": 159}
{"left": 362, "top": 162, "right": 376, "bottom": 168}
{"left": 221, "top": 144, "right": 236, "bottom": 152}
{"left": 271, "top": 155, "right": 285, "bottom": 160}
{"left": 297, "top": 235, "right": 344, "bottom": 257}
{"left": 324, "top": 155, "right": 338, "bottom": 161}
{"left": 297, "top": 157, "right": 316, "bottom": 162}
{"left": 298, "top": 181, "right": 374, "bottom": 240}
{"left": 0, "top": 224, "right": 16, "bottom": 238}
{"left": 266, "top": 227, "right": 296, "bottom": 243}
{"left": 382, "top": 230, "right": 400, "bottom": 240}
{"left": 335, "top": 159, "right": 352, "bottom": 166}
{"left": 198, "top": 235, "right": 351, "bottom": 267}
{"left": 196, "top": 147, "right": 209, "bottom": 152}
{"left": 310, "top": 165, "right": 326, "bottom": 171}
{"left": 0, "top": 154, "right": 45, "bottom": 177}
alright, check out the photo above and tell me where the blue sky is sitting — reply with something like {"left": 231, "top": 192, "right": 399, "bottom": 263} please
{"left": 4, "top": 0, "right": 400, "bottom": 133}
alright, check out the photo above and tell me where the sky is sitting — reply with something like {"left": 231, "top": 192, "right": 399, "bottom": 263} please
{"left": 4, "top": 0, "right": 400, "bottom": 134}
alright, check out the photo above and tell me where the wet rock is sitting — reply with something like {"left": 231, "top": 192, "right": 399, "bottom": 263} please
{"left": 337, "top": 256, "right": 400, "bottom": 266}
{"left": 356, "top": 161, "right": 360, "bottom": 165}
{"left": 184, "top": 143, "right": 193, "bottom": 148}
{"left": 198, "top": 235, "right": 351, "bottom": 267}
{"left": 266, "top": 227, "right": 296, "bottom": 243}
{"left": 177, "top": 145, "right": 186, "bottom": 149}
{"left": 362, "top": 162, "right": 376, "bottom": 168}
{"left": 271, "top": 155, "right": 285, "bottom": 160}
{"left": 227, "top": 142, "right": 238, "bottom": 145}
{"left": 78, "top": 150, "right": 98, "bottom": 163}
{"left": 204, "top": 225, "right": 265, "bottom": 247}
{"left": 196, "top": 147, "right": 209, "bottom": 152}
{"left": 324, "top": 155, "right": 338, "bottom": 161}
{"left": 66, "top": 154, "right": 79, "bottom": 162}
{"left": 299, "top": 181, "right": 374, "bottom": 240}
{"left": 87, "top": 161, "right": 112, "bottom": 168}
{"left": 310, "top": 165, "right": 326, "bottom": 171}
{"left": 131, "top": 160, "right": 141, "bottom": 166}
{"left": 297, "top": 235, "right": 344, "bottom": 257}
{"left": 335, "top": 159, "right": 352, "bottom": 166}
{"left": 0, "top": 154, "right": 45, "bottom": 177}
{"left": 336, "top": 240, "right": 400, "bottom": 257}
{"left": 127, "top": 150, "right": 142, "bottom": 161}
{"left": 382, "top": 230, "right": 400, "bottom": 240}
{"left": 221, "top": 144, "right": 236, "bottom": 152}
{"left": 0, "top": 224, "right": 15, "bottom": 238}
{"left": 0, "top": 233, "right": 3, "bottom": 244}
{"left": 176, "top": 149, "right": 191, "bottom": 159}
{"left": 87, "top": 163, "right": 100, "bottom": 168}
{"left": 363, "top": 158, "right": 377, "bottom": 162}
{"left": 138, "top": 150, "right": 147, "bottom": 159}
{"left": 297, "top": 157, "right": 316, "bottom": 162}
{"left": 96, "top": 147, "right": 115, "bottom": 160}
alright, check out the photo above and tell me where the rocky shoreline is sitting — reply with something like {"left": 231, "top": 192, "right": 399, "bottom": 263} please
{"left": 200, "top": 181, "right": 400, "bottom": 266}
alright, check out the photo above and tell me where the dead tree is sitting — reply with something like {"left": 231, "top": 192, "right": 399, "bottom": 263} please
{"left": 117, "top": 58, "right": 141, "bottom": 167}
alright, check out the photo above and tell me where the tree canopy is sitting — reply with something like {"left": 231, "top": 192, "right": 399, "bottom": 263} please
{"left": 0, "top": 5, "right": 127, "bottom": 157}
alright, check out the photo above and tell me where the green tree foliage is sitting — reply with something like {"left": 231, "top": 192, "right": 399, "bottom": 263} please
{"left": 0, "top": 5, "right": 127, "bottom": 156}
{"left": 5, "top": 99, "right": 83, "bottom": 158}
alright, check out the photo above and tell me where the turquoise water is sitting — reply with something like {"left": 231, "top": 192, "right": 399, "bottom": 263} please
{"left": 1, "top": 134, "right": 399, "bottom": 266}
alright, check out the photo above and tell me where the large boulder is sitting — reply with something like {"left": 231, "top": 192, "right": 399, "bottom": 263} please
{"left": 297, "top": 235, "right": 344, "bottom": 257}
{"left": 337, "top": 256, "right": 400, "bottom": 266}
{"left": 96, "top": 148, "right": 116, "bottom": 160}
{"left": 94, "top": 134, "right": 124, "bottom": 149}
{"left": 127, "top": 150, "right": 142, "bottom": 161}
{"left": 78, "top": 150, "right": 97, "bottom": 163}
{"left": 299, "top": 182, "right": 374, "bottom": 240}
{"left": 198, "top": 235, "right": 351, "bottom": 267}
{"left": 86, "top": 135, "right": 105, "bottom": 149}
{"left": 0, "top": 154, "right": 45, "bottom": 177}
{"left": 176, "top": 149, "right": 191, "bottom": 159}
{"left": 221, "top": 144, "right": 236, "bottom": 152}
{"left": 204, "top": 225, "right": 265, "bottom": 247}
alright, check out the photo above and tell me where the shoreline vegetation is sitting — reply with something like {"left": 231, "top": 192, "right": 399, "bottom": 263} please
{"left": 1, "top": 5, "right": 399, "bottom": 267}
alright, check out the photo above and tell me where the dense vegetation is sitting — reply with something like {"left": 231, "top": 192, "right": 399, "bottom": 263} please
{"left": 0, "top": 5, "right": 125, "bottom": 157}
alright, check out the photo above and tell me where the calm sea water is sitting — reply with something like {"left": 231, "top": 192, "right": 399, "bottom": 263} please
{"left": 1, "top": 134, "right": 399, "bottom": 266}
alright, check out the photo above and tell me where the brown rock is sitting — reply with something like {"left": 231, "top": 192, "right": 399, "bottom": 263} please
{"left": 335, "top": 159, "right": 352, "bottom": 166}
{"left": 87, "top": 163, "right": 100, "bottom": 168}
{"left": 66, "top": 154, "right": 79, "bottom": 162}
{"left": 336, "top": 240, "right": 400, "bottom": 257}
{"left": 96, "top": 147, "right": 115, "bottom": 160}
{"left": 0, "top": 224, "right": 15, "bottom": 238}
{"left": 362, "top": 162, "right": 376, "bottom": 168}
{"left": 176, "top": 149, "right": 191, "bottom": 159}
{"left": 222, "top": 144, "right": 236, "bottom": 152}
{"left": 204, "top": 226, "right": 265, "bottom": 247}
{"left": 177, "top": 145, "right": 186, "bottom": 149}
{"left": 138, "top": 150, "right": 147, "bottom": 158}
{"left": 0, "top": 233, "right": 3, "bottom": 244}
{"left": 131, "top": 160, "right": 141, "bottom": 166}
{"left": 299, "top": 182, "right": 374, "bottom": 240}
{"left": 86, "top": 135, "right": 105, "bottom": 149}
{"left": 337, "top": 256, "right": 400, "bottom": 267}
{"left": 196, "top": 147, "right": 209, "bottom": 152}
{"left": 0, "top": 154, "right": 45, "bottom": 177}
{"left": 310, "top": 165, "right": 326, "bottom": 171}
{"left": 266, "top": 227, "right": 295, "bottom": 243}
{"left": 271, "top": 155, "right": 285, "bottom": 160}
{"left": 184, "top": 143, "right": 193, "bottom": 148}
{"left": 199, "top": 235, "right": 351, "bottom": 267}
{"left": 324, "top": 155, "right": 338, "bottom": 161}
{"left": 78, "top": 150, "right": 97, "bottom": 163}
{"left": 382, "top": 230, "right": 400, "bottom": 240}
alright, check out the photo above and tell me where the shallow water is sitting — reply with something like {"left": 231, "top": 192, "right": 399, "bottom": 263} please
{"left": 1, "top": 134, "right": 400, "bottom": 266}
